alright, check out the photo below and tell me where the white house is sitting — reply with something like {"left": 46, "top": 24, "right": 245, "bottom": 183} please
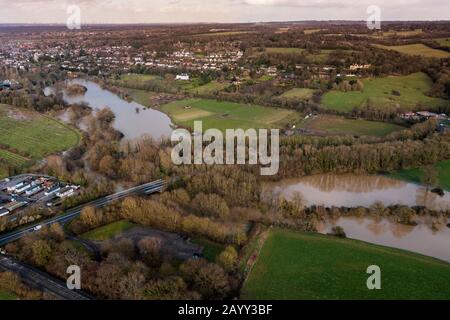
{"left": 176, "top": 74, "right": 190, "bottom": 81}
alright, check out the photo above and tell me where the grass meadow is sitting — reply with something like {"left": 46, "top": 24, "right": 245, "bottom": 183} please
{"left": 161, "top": 98, "right": 297, "bottom": 131}
{"left": 321, "top": 72, "right": 448, "bottom": 112}
{"left": 241, "top": 230, "right": 450, "bottom": 300}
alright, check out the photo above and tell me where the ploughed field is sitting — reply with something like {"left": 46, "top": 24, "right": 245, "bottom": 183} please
{"left": 160, "top": 98, "right": 297, "bottom": 131}
{"left": 321, "top": 72, "right": 448, "bottom": 112}
{"left": 241, "top": 230, "right": 450, "bottom": 300}
{"left": 0, "top": 104, "right": 80, "bottom": 168}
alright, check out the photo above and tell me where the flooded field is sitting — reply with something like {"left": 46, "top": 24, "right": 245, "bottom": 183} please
{"left": 267, "top": 174, "right": 450, "bottom": 211}
{"left": 318, "top": 216, "right": 450, "bottom": 262}
{"left": 266, "top": 174, "right": 450, "bottom": 262}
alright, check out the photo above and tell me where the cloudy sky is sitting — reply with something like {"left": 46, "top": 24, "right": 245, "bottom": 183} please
{"left": 0, "top": 0, "right": 448, "bottom": 24}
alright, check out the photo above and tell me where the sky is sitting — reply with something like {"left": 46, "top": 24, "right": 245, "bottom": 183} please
{"left": 0, "top": 0, "right": 449, "bottom": 24}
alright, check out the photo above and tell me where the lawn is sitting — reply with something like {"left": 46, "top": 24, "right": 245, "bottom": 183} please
{"left": 281, "top": 88, "right": 316, "bottom": 100}
{"left": 0, "top": 149, "right": 29, "bottom": 179}
{"left": 379, "top": 29, "right": 423, "bottom": 38}
{"left": 304, "top": 29, "right": 323, "bottom": 35}
{"left": 389, "top": 160, "right": 450, "bottom": 191}
{"left": 321, "top": 72, "right": 448, "bottom": 112}
{"left": 299, "top": 115, "right": 404, "bottom": 137}
{"left": 0, "top": 291, "right": 17, "bottom": 300}
{"left": 263, "top": 48, "right": 332, "bottom": 63}
{"left": 374, "top": 43, "right": 450, "bottom": 59}
{"left": 120, "top": 73, "right": 159, "bottom": 83}
{"left": 160, "top": 98, "right": 297, "bottom": 131}
{"left": 191, "top": 238, "right": 224, "bottom": 262}
{"left": 181, "top": 80, "right": 230, "bottom": 95}
{"left": 81, "top": 220, "right": 135, "bottom": 241}
{"left": 110, "top": 74, "right": 161, "bottom": 89}
{"left": 195, "top": 31, "right": 253, "bottom": 37}
{"left": 0, "top": 149, "right": 28, "bottom": 166}
{"left": 126, "top": 88, "right": 157, "bottom": 107}
{"left": 0, "top": 104, "right": 80, "bottom": 159}
{"left": 435, "top": 38, "right": 450, "bottom": 48}
{"left": 241, "top": 230, "right": 450, "bottom": 300}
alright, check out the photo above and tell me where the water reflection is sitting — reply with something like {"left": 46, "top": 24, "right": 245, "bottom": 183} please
{"left": 319, "top": 216, "right": 450, "bottom": 262}
{"left": 267, "top": 174, "right": 450, "bottom": 210}
{"left": 46, "top": 79, "right": 173, "bottom": 140}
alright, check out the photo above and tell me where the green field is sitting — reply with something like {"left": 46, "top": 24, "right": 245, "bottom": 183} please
{"left": 161, "top": 98, "right": 297, "bottom": 131}
{"left": 120, "top": 73, "right": 159, "bottom": 83}
{"left": 0, "top": 104, "right": 80, "bottom": 160}
{"left": 0, "top": 149, "right": 28, "bottom": 166}
{"left": 435, "top": 38, "right": 450, "bottom": 48}
{"left": 299, "top": 115, "right": 404, "bottom": 137}
{"left": 111, "top": 74, "right": 161, "bottom": 89}
{"left": 378, "top": 29, "right": 423, "bottom": 38}
{"left": 389, "top": 160, "right": 450, "bottom": 191}
{"left": 241, "top": 230, "right": 450, "bottom": 300}
{"left": 263, "top": 48, "right": 332, "bottom": 63}
{"left": 180, "top": 80, "right": 230, "bottom": 95}
{"left": 126, "top": 88, "right": 156, "bottom": 107}
{"left": 195, "top": 31, "right": 253, "bottom": 37}
{"left": 322, "top": 72, "right": 448, "bottom": 112}
{"left": 0, "top": 291, "right": 17, "bottom": 300}
{"left": 304, "top": 29, "right": 323, "bottom": 35}
{"left": 281, "top": 88, "right": 316, "bottom": 100}
{"left": 374, "top": 43, "right": 450, "bottom": 59}
{"left": 81, "top": 220, "right": 135, "bottom": 241}
{"left": 191, "top": 238, "right": 224, "bottom": 262}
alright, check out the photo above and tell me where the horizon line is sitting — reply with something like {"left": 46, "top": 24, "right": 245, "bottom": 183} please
{"left": 1, "top": 19, "right": 450, "bottom": 26}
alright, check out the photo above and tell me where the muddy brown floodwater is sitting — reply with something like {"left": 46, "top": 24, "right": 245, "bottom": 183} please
{"left": 266, "top": 174, "right": 450, "bottom": 262}
{"left": 266, "top": 174, "right": 450, "bottom": 211}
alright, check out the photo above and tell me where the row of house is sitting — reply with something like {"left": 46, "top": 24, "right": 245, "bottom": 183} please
{"left": 400, "top": 111, "right": 448, "bottom": 122}
{"left": 0, "top": 175, "right": 80, "bottom": 217}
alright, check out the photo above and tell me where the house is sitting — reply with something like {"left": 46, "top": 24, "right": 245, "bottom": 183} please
{"left": 0, "top": 208, "right": 10, "bottom": 218}
{"left": 57, "top": 187, "right": 75, "bottom": 198}
{"left": 15, "top": 183, "right": 33, "bottom": 194}
{"left": 416, "top": 111, "right": 439, "bottom": 119}
{"left": 45, "top": 185, "right": 61, "bottom": 196}
{"left": 6, "top": 180, "right": 27, "bottom": 192}
{"left": 26, "top": 185, "right": 43, "bottom": 196}
{"left": 349, "top": 64, "right": 371, "bottom": 71}
{"left": 3, "top": 201, "right": 27, "bottom": 213}
{"left": 176, "top": 74, "right": 190, "bottom": 81}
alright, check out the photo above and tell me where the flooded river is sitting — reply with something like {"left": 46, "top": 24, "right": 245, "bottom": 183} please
{"left": 267, "top": 174, "right": 450, "bottom": 211}
{"left": 318, "top": 216, "right": 450, "bottom": 262}
{"left": 45, "top": 79, "right": 173, "bottom": 140}
{"left": 267, "top": 174, "right": 450, "bottom": 262}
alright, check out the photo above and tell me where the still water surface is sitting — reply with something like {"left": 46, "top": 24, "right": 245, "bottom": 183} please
{"left": 46, "top": 79, "right": 173, "bottom": 140}
{"left": 267, "top": 174, "right": 450, "bottom": 262}
{"left": 267, "top": 174, "right": 450, "bottom": 211}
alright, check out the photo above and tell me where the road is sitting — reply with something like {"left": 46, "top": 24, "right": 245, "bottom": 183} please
{"left": 0, "top": 255, "right": 92, "bottom": 300}
{"left": 0, "top": 179, "right": 166, "bottom": 246}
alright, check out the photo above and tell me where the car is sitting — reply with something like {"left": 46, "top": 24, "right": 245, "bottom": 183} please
{"left": 33, "top": 225, "right": 43, "bottom": 231}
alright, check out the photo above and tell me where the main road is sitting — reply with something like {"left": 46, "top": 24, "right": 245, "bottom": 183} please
{"left": 0, "top": 255, "right": 93, "bottom": 300}
{"left": 0, "top": 179, "right": 166, "bottom": 246}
